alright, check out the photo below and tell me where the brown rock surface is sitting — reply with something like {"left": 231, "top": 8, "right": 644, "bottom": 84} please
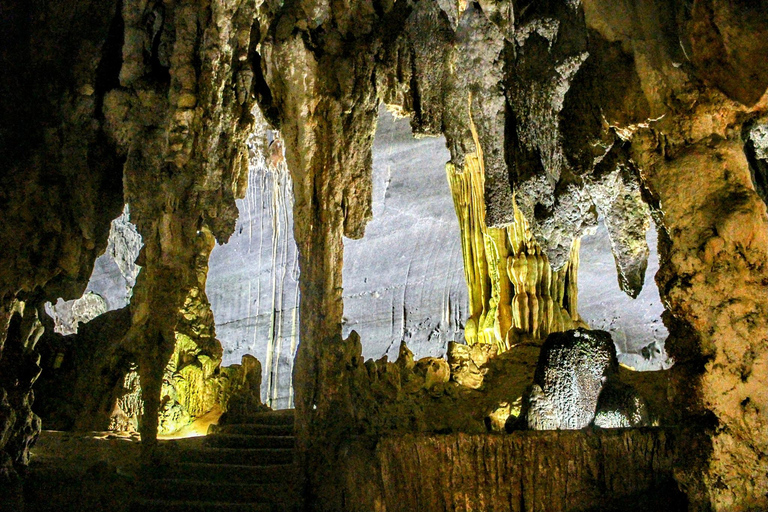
{"left": 341, "top": 429, "right": 689, "bottom": 512}
{"left": 102, "top": 0, "right": 262, "bottom": 444}
{"left": 0, "top": 0, "right": 125, "bottom": 471}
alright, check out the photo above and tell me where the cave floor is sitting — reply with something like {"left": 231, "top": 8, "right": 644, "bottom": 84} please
{"left": 23, "top": 410, "right": 299, "bottom": 512}
{"left": 23, "top": 430, "right": 145, "bottom": 512}
{"left": 20, "top": 426, "right": 690, "bottom": 512}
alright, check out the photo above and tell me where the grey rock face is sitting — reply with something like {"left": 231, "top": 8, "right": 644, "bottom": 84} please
{"left": 454, "top": 4, "right": 511, "bottom": 228}
{"left": 206, "top": 107, "right": 468, "bottom": 407}
{"left": 207, "top": 120, "right": 300, "bottom": 410}
{"left": 44, "top": 292, "right": 107, "bottom": 336}
{"left": 89, "top": 205, "right": 143, "bottom": 310}
{"left": 520, "top": 328, "right": 617, "bottom": 430}
{"left": 205, "top": 105, "right": 669, "bottom": 408}
{"left": 578, "top": 218, "right": 671, "bottom": 371}
{"left": 342, "top": 107, "right": 468, "bottom": 361}
{"left": 44, "top": 206, "right": 142, "bottom": 334}
{"left": 594, "top": 379, "right": 650, "bottom": 428}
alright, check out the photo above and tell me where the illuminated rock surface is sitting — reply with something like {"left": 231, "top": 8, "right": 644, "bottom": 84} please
{"left": 207, "top": 121, "right": 300, "bottom": 409}
{"left": 205, "top": 106, "right": 668, "bottom": 410}
{"left": 341, "top": 108, "right": 467, "bottom": 360}
{"left": 511, "top": 328, "right": 649, "bottom": 431}
{"left": 44, "top": 207, "right": 143, "bottom": 336}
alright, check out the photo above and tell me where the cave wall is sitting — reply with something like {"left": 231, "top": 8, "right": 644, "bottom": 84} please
{"left": 205, "top": 102, "right": 667, "bottom": 411}
{"left": 0, "top": 0, "right": 125, "bottom": 481}
{"left": 341, "top": 107, "right": 468, "bottom": 360}
{"left": 340, "top": 429, "right": 689, "bottom": 512}
{"left": 579, "top": 219, "right": 670, "bottom": 370}
{"left": 207, "top": 115, "right": 301, "bottom": 409}
{"left": 2, "top": 0, "right": 265, "bottom": 458}
{"left": 581, "top": 1, "right": 768, "bottom": 507}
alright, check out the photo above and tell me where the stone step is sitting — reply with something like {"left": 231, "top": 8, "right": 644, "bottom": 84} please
{"left": 205, "top": 434, "right": 295, "bottom": 449}
{"left": 209, "top": 423, "right": 294, "bottom": 437}
{"left": 141, "top": 479, "right": 297, "bottom": 505}
{"left": 129, "top": 499, "right": 277, "bottom": 512}
{"left": 217, "top": 409, "right": 295, "bottom": 427}
{"left": 173, "top": 447, "right": 294, "bottom": 466}
{"left": 157, "top": 462, "right": 299, "bottom": 484}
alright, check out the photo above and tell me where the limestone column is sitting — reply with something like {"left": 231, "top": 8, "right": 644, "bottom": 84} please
{"left": 633, "top": 125, "right": 768, "bottom": 510}
{"left": 107, "top": 0, "right": 260, "bottom": 446}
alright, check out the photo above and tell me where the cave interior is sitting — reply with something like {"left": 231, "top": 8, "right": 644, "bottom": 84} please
{"left": 1, "top": 0, "right": 767, "bottom": 511}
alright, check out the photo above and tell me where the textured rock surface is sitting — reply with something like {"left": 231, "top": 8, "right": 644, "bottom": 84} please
{"left": 581, "top": 1, "right": 768, "bottom": 507}
{"left": 327, "top": 328, "right": 658, "bottom": 438}
{"left": 342, "top": 108, "right": 467, "bottom": 360}
{"left": 34, "top": 307, "right": 133, "bottom": 432}
{"left": 84, "top": 207, "right": 143, "bottom": 312}
{"left": 340, "top": 429, "right": 688, "bottom": 512}
{"left": 207, "top": 117, "right": 300, "bottom": 409}
{"left": 505, "top": 1, "right": 597, "bottom": 269}
{"left": 44, "top": 292, "right": 108, "bottom": 336}
{"left": 585, "top": 148, "right": 652, "bottom": 298}
{"left": 579, "top": 219, "right": 670, "bottom": 371}
{"left": 633, "top": 130, "right": 768, "bottom": 509}
{"left": 594, "top": 379, "right": 650, "bottom": 429}
{"left": 1, "top": 0, "right": 262, "bottom": 457}
{"left": 205, "top": 103, "right": 667, "bottom": 411}
{"left": 0, "top": 0, "right": 126, "bottom": 472}
{"left": 2, "top": 0, "right": 767, "bottom": 510}
{"left": 0, "top": 301, "right": 44, "bottom": 468}
{"left": 44, "top": 207, "right": 143, "bottom": 335}
{"left": 517, "top": 328, "right": 618, "bottom": 430}
{"left": 34, "top": 305, "right": 267, "bottom": 435}
{"left": 447, "top": 130, "right": 585, "bottom": 350}
{"left": 101, "top": 0, "right": 262, "bottom": 444}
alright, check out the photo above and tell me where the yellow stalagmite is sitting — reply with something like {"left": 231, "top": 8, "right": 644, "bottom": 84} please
{"left": 446, "top": 113, "right": 584, "bottom": 351}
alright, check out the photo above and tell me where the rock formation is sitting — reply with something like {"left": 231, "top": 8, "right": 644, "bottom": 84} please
{"left": 514, "top": 328, "right": 619, "bottom": 430}
{"left": 102, "top": 0, "right": 262, "bottom": 445}
{"left": 0, "top": 0, "right": 126, "bottom": 481}
{"left": 34, "top": 303, "right": 267, "bottom": 436}
{"left": 506, "top": 328, "right": 649, "bottom": 432}
{"left": 45, "top": 206, "right": 143, "bottom": 335}
{"left": 594, "top": 378, "right": 651, "bottom": 429}
{"left": 1, "top": 0, "right": 767, "bottom": 510}
{"left": 342, "top": 429, "right": 685, "bottom": 512}
{"left": 448, "top": 153, "right": 586, "bottom": 349}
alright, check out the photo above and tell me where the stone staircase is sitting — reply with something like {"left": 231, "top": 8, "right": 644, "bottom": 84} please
{"left": 130, "top": 409, "right": 300, "bottom": 512}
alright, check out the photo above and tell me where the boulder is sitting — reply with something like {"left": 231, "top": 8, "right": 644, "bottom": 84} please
{"left": 513, "top": 328, "right": 617, "bottom": 430}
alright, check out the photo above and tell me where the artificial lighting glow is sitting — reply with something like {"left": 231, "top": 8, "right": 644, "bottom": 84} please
{"left": 157, "top": 406, "right": 223, "bottom": 440}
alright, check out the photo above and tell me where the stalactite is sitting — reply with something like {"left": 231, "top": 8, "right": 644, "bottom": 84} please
{"left": 447, "top": 119, "right": 583, "bottom": 351}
